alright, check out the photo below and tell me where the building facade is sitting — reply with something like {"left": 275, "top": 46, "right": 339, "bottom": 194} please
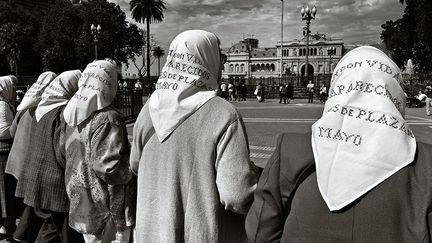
{"left": 222, "top": 34, "right": 345, "bottom": 87}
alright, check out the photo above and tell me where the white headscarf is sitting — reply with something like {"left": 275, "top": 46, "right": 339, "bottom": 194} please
{"left": 0, "top": 76, "right": 14, "bottom": 102}
{"left": 149, "top": 30, "right": 221, "bottom": 142}
{"left": 17, "top": 71, "right": 57, "bottom": 111}
{"left": 35, "top": 70, "right": 82, "bottom": 122}
{"left": 311, "top": 46, "right": 416, "bottom": 211}
{"left": 63, "top": 60, "right": 118, "bottom": 126}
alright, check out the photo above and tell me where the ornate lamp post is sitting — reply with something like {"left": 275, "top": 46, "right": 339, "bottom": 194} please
{"left": 327, "top": 46, "right": 336, "bottom": 74}
{"left": 300, "top": 5, "right": 317, "bottom": 86}
{"left": 280, "top": 0, "right": 284, "bottom": 84}
{"left": 90, "top": 24, "right": 101, "bottom": 60}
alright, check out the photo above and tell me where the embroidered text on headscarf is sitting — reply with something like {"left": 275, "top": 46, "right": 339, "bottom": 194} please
{"left": 35, "top": 70, "right": 82, "bottom": 122}
{"left": 311, "top": 46, "right": 416, "bottom": 211}
{"left": 148, "top": 30, "right": 221, "bottom": 142}
{"left": 158, "top": 50, "right": 213, "bottom": 90}
{"left": 17, "top": 72, "right": 57, "bottom": 111}
{"left": 63, "top": 60, "right": 118, "bottom": 126}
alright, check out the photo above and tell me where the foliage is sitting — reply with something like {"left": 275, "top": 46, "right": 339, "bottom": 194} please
{"left": 152, "top": 45, "right": 165, "bottom": 76}
{"left": 0, "top": 2, "right": 43, "bottom": 76}
{"left": 37, "top": 0, "right": 144, "bottom": 73}
{"left": 381, "top": 0, "right": 432, "bottom": 73}
{"left": 0, "top": 0, "right": 144, "bottom": 76}
{"left": 130, "top": 0, "right": 166, "bottom": 82}
{"left": 131, "top": 32, "right": 158, "bottom": 79}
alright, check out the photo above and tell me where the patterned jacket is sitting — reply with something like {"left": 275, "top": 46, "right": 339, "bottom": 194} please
{"left": 64, "top": 106, "right": 135, "bottom": 235}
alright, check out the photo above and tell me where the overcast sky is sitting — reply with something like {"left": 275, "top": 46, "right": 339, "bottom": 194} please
{"left": 111, "top": 0, "right": 405, "bottom": 50}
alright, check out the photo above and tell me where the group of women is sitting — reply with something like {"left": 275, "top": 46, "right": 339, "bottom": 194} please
{"left": 0, "top": 59, "right": 132, "bottom": 243}
{"left": 0, "top": 29, "right": 431, "bottom": 243}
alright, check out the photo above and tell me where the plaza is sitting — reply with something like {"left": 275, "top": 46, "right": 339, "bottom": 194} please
{"left": 126, "top": 97, "right": 432, "bottom": 168}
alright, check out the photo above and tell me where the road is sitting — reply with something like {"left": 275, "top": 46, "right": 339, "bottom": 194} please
{"left": 128, "top": 97, "right": 432, "bottom": 168}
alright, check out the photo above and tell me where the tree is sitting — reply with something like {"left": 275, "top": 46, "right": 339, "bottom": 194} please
{"left": 130, "top": 0, "right": 166, "bottom": 84}
{"left": 129, "top": 30, "right": 158, "bottom": 81}
{"left": 36, "top": 0, "right": 144, "bottom": 73}
{"left": 0, "top": 2, "right": 43, "bottom": 76}
{"left": 381, "top": 0, "right": 432, "bottom": 73}
{"left": 152, "top": 45, "right": 165, "bottom": 76}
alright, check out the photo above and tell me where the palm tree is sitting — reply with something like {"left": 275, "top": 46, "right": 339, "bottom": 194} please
{"left": 130, "top": 0, "right": 166, "bottom": 84}
{"left": 152, "top": 46, "right": 165, "bottom": 76}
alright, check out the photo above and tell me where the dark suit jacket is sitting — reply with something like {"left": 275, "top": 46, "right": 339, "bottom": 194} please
{"left": 246, "top": 132, "right": 432, "bottom": 243}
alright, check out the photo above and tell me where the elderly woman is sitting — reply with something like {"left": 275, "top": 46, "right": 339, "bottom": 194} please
{"left": 130, "top": 30, "right": 257, "bottom": 243}
{"left": 0, "top": 76, "right": 17, "bottom": 240}
{"left": 12, "top": 70, "right": 83, "bottom": 243}
{"left": 63, "top": 59, "right": 134, "bottom": 243}
{"left": 4, "top": 72, "right": 56, "bottom": 242}
{"left": 245, "top": 46, "right": 430, "bottom": 242}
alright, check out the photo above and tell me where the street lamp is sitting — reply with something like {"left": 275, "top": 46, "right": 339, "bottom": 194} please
{"left": 327, "top": 47, "right": 336, "bottom": 74}
{"left": 90, "top": 24, "right": 101, "bottom": 60}
{"left": 301, "top": 5, "right": 317, "bottom": 86}
{"left": 280, "top": 0, "right": 284, "bottom": 84}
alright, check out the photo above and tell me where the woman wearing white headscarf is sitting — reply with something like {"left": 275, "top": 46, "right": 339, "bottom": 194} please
{"left": 130, "top": 30, "right": 257, "bottom": 243}
{"left": 12, "top": 70, "right": 84, "bottom": 243}
{"left": 245, "top": 46, "right": 431, "bottom": 242}
{"left": 63, "top": 59, "right": 134, "bottom": 243}
{"left": 4, "top": 72, "right": 56, "bottom": 241}
{"left": 6, "top": 71, "right": 57, "bottom": 181}
{"left": 0, "top": 76, "right": 17, "bottom": 239}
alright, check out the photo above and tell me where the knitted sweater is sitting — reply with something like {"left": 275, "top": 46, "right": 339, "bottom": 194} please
{"left": 130, "top": 96, "right": 257, "bottom": 243}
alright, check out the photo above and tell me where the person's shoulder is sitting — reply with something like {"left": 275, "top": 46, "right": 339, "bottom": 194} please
{"left": 94, "top": 106, "right": 124, "bottom": 126}
{"left": 204, "top": 96, "right": 241, "bottom": 121}
{"left": 273, "top": 132, "right": 315, "bottom": 183}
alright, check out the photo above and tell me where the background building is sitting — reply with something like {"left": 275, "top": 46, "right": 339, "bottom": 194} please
{"left": 222, "top": 34, "right": 345, "bottom": 88}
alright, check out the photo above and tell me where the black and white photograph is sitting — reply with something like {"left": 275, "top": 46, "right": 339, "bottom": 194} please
{"left": 1, "top": 0, "right": 432, "bottom": 242}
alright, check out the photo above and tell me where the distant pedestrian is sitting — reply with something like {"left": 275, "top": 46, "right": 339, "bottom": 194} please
{"left": 228, "top": 81, "right": 235, "bottom": 101}
{"left": 425, "top": 83, "right": 432, "bottom": 115}
{"left": 319, "top": 83, "right": 327, "bottom": 103}
{"left": 135, "top": 80, "right": 143, "bottom": 89}
{"left": 286, "top": 82, "right": 294, "bottom": 103}
{"left": 256, "top": 82, "right": 265, "bottom": 102}
{"left": 237, "top": 81, "right": 246, "bottom": 101}
{"left": 130, "top": 30, "right": 257, "bottom": 243}
{"left": 240, "top": 82, "right": 247, "bottom": 101}
{"left": 307, "top": 80, "right": 314, "bottom": 103}
{"left": 63, "top": 60, "right": 134, "bottom": 243}
{"left": 279, "top": 83, "right": 288, "bottom": 104}
{"left": 220, "top": 81, "right": 228, "bottom": 100}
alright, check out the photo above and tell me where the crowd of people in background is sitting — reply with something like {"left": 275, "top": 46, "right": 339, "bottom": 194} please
{"left": 0, "top": 30, "right": 432, "bottom": 243}
{"left": 218, "top": 80, "right": 247, "bottom": 101}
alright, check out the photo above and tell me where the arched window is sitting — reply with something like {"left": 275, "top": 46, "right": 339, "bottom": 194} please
{"left": 240, "top": 64, "right": 245, "bottom": 73}
{"left": 235, "top": 64, "right": 239, "bottom": 73}
{"left": 271, "top": 64, "right": 275, "bottom": 71}
{"left": 266, "top": 64, "right": 270, "bottom": 71}
{"left": 229, "top": 64, "right": 234, "bottom": 73}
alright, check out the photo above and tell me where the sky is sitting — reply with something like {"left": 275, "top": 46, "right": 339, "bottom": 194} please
{"left": 110, "top": 0, "right": 405, "bottom": 75}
